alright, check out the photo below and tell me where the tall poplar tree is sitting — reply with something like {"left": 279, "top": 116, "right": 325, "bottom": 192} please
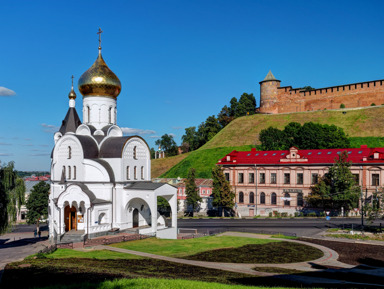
{"left": 0, "top": 162, "right": 17, "bottom": 234}
{"left": 211, "top": 166, "right": 235, "bottom": 217}
{"left": 185, "top": 168, "right": 201, "bottom": 216}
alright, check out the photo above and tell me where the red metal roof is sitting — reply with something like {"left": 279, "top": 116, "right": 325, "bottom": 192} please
{"left": 217, "top": 145, "right": 384, "bottom": 166}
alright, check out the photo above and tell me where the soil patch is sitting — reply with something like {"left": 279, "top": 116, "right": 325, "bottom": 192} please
{"left": 299, "top": 238, "right": 384, "bottom": 267}
{"left": 184, "top": 241, "right": 323, "bottom": 263}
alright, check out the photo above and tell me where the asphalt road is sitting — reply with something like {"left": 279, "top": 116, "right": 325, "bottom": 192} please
{"left": 177, "top": 218, "right": 383, "bottom": 237}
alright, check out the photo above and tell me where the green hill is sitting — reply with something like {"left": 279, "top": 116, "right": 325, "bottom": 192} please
{"left": 153, "top": 106, "right": 384, "bottom": 179}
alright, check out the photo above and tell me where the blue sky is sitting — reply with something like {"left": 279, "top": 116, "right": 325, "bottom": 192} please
{"left": 0, "top": 0, "right": 383, "bottom": 171}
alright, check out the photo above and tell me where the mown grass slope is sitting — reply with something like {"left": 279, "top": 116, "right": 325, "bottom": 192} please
{"left": 160, "top": 145, "right": 255, "bottom": 178}
{"left": 203, "top": 106, "right": 384, "bottom": 149}
{"left": 151, "top": 106, "right": 384, "bottom": 178}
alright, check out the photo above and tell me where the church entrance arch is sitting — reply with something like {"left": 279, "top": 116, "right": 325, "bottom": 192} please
{"left": 126, "top": 198, "right": 151, "bottom": 229}
{"left": 132, "top": 209, "right": 139, "bottom": 228}
{"left": 64, "top": 205, "right": 77, "bottom": 232}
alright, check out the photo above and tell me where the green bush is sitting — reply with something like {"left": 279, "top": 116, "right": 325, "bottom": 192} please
{"left": 340, "top": 103, "right": 345, "bottom": 108}
{"left": 281, "top": 212, "right": 288, "bottom": 218}
{"left": 273, "top": 211, "right": 281, "bottom": 218}
{"left": 308, "top": 212, "right": 317, "bottom": 217}
{"left": 268, "top": 212, "right": 273, "bottom": 217}
{"left": 319, "top": 212, "right": 325, "bottom": 217}
{"left": 371, "top": 103, "right": 376, "bottom": 106}
{"left": 294, "top": 212, "right": 300, "bottom": 217}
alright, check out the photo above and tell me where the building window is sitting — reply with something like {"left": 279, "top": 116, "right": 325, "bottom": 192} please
{"left": 297, "top": 193, "right": 304, "bottom": 207}
{"left": 284, "top": 193, "right": 291, "bottom": 206}
{"left": 141, "top": 166, "right": 144, "bottom": 180}
{"left": 353, "top": 174, "right": 359, "bottom": 184}
{"left": 260, "top": 192, "right": 265, "bottom": 204}
{"left": 126, "top": 166, "right": 130, "bottom": 180}
{"left": 249, "top": 173, "right": 254, "bottom": 183}
{"left": 62, "top": 166, "right": 66, "bottom": 179}
{"left": 238, "top": 173, "right": 244, "bottom": 184}
{"left": 239, "top": 192, "right": 244, "bottom": 203}
{"left": 73, "top": 166, "right": 76, "bottom": 180}
{"left": 284, "top": 173, "right": 290, "bottom": 184}
{"left": 271, "top": 173, "right": 277, "bottom": 184}
{"left": 68, "top": 146, "right": 71, "bottom": 159}
{"left": 68, "top": 166, "right": 71, "bottom": 180}
{"left": 109, "top": 107, "right": 112, "bottom": 123}
{"left": 225, "top": 173, "right": 230, "bottom": 181}
{"left": 271, "top": 193, "right": 277, "bottom": 205}
{"left": 133, "top": 146, "right": 137, "bottom": 160}
{"left": 249, "top": 192, "right": 254, "bottom": 203}
{"left": 87, "top": 106, "right": 90, "bottom": 122}
{"left": 311, "top": 173, "right": 319, "bottom": 184}
{"left": 134, "top": 166, "right": 137, "bottom": 180}
{"left": 259, "top": 173, "right": 265, "bottom": 184}
{"left": 372, "top": 174, "right": 380, "bottom": 186}
{"left": 297, "top": 173, "right": 303, "bottom": 185}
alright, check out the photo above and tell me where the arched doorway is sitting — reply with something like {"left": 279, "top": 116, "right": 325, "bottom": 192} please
{"left": 64, "top": 205, "right": 77, "bottom": 232}
{"left": 132, "top": 208, "right": 139, "bottom": 228}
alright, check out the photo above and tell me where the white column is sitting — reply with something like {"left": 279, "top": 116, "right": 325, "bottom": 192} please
{"left": 150, "top": 201, "right": 157, "bottom": 234}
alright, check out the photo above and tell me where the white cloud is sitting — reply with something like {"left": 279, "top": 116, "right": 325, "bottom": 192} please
{"left": 172, "top": 126, "right": 184, "bottom": 130}
{"left": 169, "top": 133, "right": 176, "bottom": 137}
{"left": 149, "top": 135, "right": 161, "bottom": 139}
{"left": 30, "top": 153, "right": 50, "bottom": 156}
{"left": 0, "top": 153, "right": 13, "bottom": 156}
{"left": 121, "top": 127, "right": 156, "bottom": 136}
{"left": 0, "top": 142, "right": 11, "bottom": 146}
{"left": 41, "top": 123, "right": 59, "bottom": 133}
{"left": 0, "top": 87, "right": 16, "bottom": 97}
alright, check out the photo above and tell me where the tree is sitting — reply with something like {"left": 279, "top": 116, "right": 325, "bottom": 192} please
{"left": 217, "top": 105, "right": 233, "bottom": 128}
{"left": 185, "top": 168, "right": 201, "bottom": 216}
{"left": 26, "top": 181, "right": 50, "bottom": 231}
{"left": 259, "top": 127, "right": 286, "bottom": 150}
{"left": 259, "top": 122, "right": 350, "bottom": 151}
{"left": 7, "top": 177, "right": 25, "bottom": 224}
{"left": 150, "top": 147, "right": 156, "bottom": 159}
{"left": 364, "top": 188, "right": 384, "bottom": 221}
{"left": 306, "top": 151, "right": 360, "bottom": 213}
{"left": 236, "top": 93, "right": 257, "bottom": 117}
{"left": 0, "top": 162, "right": 17, "bottom": 234}
{"left": 155, "top": 134, "right": 178, "bottom": 157}
{"left": 196, "top": 116, "right": 222, "bottom": 149}
{"left": 181, "top": 126, "right": 198, "bottom": 151}
{"left": 229, "top": 97, "right": 238, "bottom": 117}
{"left": 211, "top": 166, "right": 235, "bottom": 217}
{"left": 302, "top": 86, "right": 315, "bottom": 91}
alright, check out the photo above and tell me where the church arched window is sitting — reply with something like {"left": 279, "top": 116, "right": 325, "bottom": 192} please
{"left": 62, "top": 166, "right": 66, "bottom": 179}
{"left": 134, "top": 166, "right": 137, "bottom": 180}
{"left": 108, "top": 107, "right": 112, "bottom": 124}
{"left": 73, "top": 166, "right": 76, "bottom": 180}
{"left": 126, "top": 166, "right": 130, "bottom": 180}
{"left": 141, "top": 166, "right": 144, "bottom": 180}
{"left": 87, "top": 106, "right": 90, "bottom": 123}
{"left": 68, "top": 166, "right": 71, "bottom": 180}
{"left": 249, "top": 192, "right": 254, "bottom": 203}
{"left": 68, "top": 146, "right": 71, "bottom": 159}
{"left": 133, "top": 146, "right": 137, "bottom": 160}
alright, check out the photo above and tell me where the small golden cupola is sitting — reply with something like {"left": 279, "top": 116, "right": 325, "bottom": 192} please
{"left": 78, "top": 28, "right": 121, "bottom": 99}
{"left": 68, "top": 75, "right": 77, "bottom": 100}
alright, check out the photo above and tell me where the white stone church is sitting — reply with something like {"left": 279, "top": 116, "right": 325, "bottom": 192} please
{"left": 48, "top": 36, "right": 177, "bottom": 243}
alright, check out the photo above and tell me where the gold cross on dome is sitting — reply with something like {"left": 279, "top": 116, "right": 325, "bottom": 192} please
{"left": 97, "top": 27, "right": 103, "bottom": 49}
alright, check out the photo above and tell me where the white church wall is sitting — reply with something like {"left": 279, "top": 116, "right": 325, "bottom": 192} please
{"left": 100, "top": 158, "right": 122, "bottom": 181}
{"left": 83, "top": 159, "right": 111, "bottom": 182}
{"left": 86, "top": 183, "right": 113, "bottom": 201}
{"left": 83, "top": 96, "right": 116, "bottom": 129}
{"left": 51, "top": 136, "right": 84, "bottom": 182}
{"left": 122, "top": 138, "right": 151, "bottom": 181}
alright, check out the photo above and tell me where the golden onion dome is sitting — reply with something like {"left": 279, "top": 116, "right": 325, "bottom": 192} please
{"left": 68, "top": 75, "right": 77, "bottom": 99}
{"left": 78, "top": 49, "right": 121, "bottom": 99}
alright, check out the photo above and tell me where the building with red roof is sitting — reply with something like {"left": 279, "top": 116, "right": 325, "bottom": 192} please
{"left": 217, "top": 145, "right": 382, "bottom": 217}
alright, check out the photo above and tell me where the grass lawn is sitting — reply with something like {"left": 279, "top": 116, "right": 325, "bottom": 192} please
{"left": 29, "top": 278, "right": 293, "bottom": 289}
{"left": 27, "top": 248, "right": 144, "bottom": 260}
{"left": 325, "top": 233, "right": 384, "bottom": 241}
{"left": 109, "top": 235, "right": 278, "bottom": 258}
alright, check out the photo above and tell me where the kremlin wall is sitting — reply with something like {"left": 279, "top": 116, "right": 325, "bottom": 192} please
{"left": 259, "top": 71, "right": 384, "bottom": 114}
